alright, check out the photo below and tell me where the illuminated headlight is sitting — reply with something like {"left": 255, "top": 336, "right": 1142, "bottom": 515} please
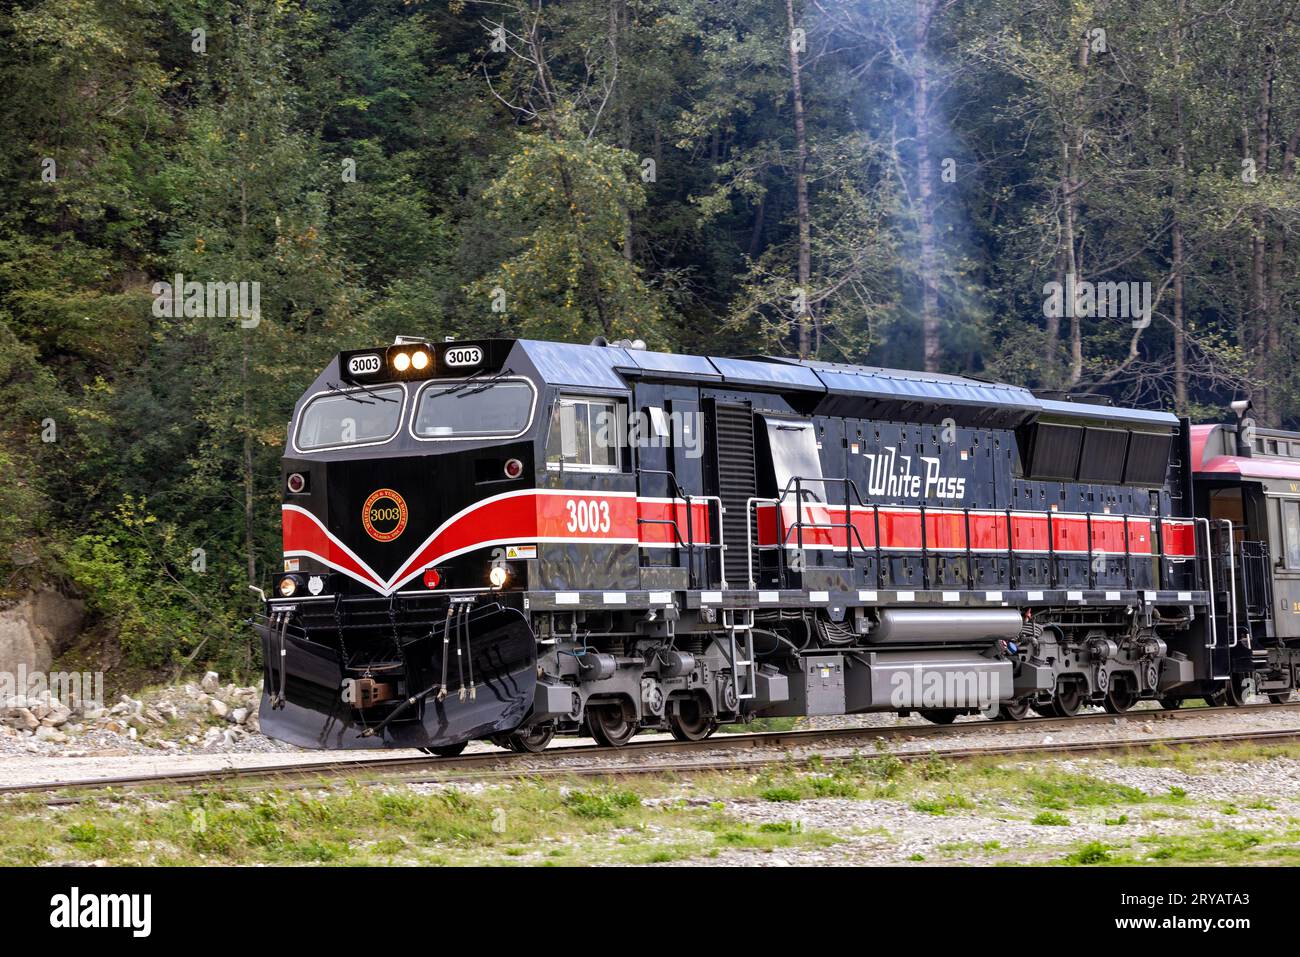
{"left": 488, "top": 565, "right": 510, "bottom": 588}
{"left": 411, "top": 350, "right": 430, "bottom": 371}
{"left": 392, "top": 352, "right": 411, "bottom": 373}
{"left": 278, "top": 576, "right": 299, "bottom": 598}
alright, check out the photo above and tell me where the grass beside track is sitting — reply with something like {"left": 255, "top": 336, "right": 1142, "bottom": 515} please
{"left": 2, "top": 741, "right": 1299, "bottom": 866}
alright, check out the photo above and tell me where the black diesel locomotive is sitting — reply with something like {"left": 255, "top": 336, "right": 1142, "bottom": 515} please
{"left": 256, "top": 337, "right": 1299, "bottom": 753}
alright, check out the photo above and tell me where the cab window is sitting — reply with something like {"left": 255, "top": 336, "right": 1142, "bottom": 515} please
{"left": 545, "top": 397, "right": 623, "bottom": 472}
{"left": 296, "top": 386, "right": 404, "bottom": 451}
{"left": 413, "top": 378, "right": 534, "bottom": 439}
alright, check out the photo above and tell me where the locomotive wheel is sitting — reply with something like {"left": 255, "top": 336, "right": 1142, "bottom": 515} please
{"left": 1102, "top": 681, "right": 1138, "bottom": 715}
{"left": 668, "top": 699, "right": 718, "bottom": 742}
{"left": 920, "top": 709, "right": 959, "bottom": 725}
{"left": 1157, "top": 696, "right": 1184, "bottom": 710}
{"left": 505, "top": 723, "right": 555, "bottom": 753}
{"left": 588, "top": 703, "right": 638, "bottom": 748}
{"left": 420, "top": 742, "right": 468, "bottom": 758}
{"left": 997, "top": 698, "right": 1032, "bottom": 721}
{"left": 1227, "top": 674, "right": 1251, "bottom": 707}
{"left": 1206, "top": 674, "right": 1251, "bottom": 709}
{"left": 1049, "top": 684, "right": 1085, "bottom": 718}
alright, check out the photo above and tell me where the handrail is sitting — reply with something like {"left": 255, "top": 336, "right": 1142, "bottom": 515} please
{"left": 746, "top": 496, "right": 779, "bottom": 589}
{"left": 1086, "top": 512, "right": 1094, "bottom": 589}
{"left": 1221, "top": 518, "right": 1239, "bottom": 648}
{"left": 635, "top": 466, "right": 691, "bottom": 502}
{"left": 1197, "top": 517, "right": 1218, "bottom": 649}
{"left": 633, "top": 466, "right": 726, "bottom": 589}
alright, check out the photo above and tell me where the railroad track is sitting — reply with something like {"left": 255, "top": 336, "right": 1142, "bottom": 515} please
{"left": 6, "top": 701, "right": 1300, "bottom": 801}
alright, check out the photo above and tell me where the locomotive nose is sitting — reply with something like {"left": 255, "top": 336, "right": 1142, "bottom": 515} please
{"left": 257, "top": 602, "right": 538, "bottom": 750}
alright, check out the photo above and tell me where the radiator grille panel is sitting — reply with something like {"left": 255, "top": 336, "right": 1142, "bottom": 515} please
{"left": 712, "top": 403, "right": 757, "bottom": 586}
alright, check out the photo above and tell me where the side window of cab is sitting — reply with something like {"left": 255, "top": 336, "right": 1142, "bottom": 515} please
{"left": 545, "top": 397, "right": 624, "bottom": 472}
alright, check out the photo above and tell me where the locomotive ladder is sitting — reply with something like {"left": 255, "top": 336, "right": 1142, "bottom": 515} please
{"left": 721, "top": 607, "right": 757, "bottom": 703}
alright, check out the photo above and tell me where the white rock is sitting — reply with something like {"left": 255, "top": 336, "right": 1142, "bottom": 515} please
{"left": 208, "top": 699, "right": 229, "bottom": 719}
{"left": 34, "top": 726, "right": 68, "bottom": 744}
{"left": 201, "top": 671, "right": 220, "bottom": 693}
{"left": 13, "top": 708, "right": 38, "bottom": 731}
{"left": 231, "top": 708, "right": 249, "bottom": 725}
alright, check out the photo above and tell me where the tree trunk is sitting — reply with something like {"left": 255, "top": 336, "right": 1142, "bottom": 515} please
{"left": 1171, "top": 0, "right": 1187, "bottom": 412}
{"left": 528, "top": 17, "right": 613, "bottom": 335}
{"left": 613, "top": 0, "right": 634, "bottom": 263}
{"left": 1064, "top": 32, "right": 1090, "bottom": 389}
{"left": 1250, "top": 54, "right": 1275, "bottom": 421}
{"left": 914, "top": 0, "right": 941, "bottom": 372}
{"left": 240, "top": 178, "right": 255, "bottom": 590}
{"left": 785, "top": 0, "right": 813, "bottom": 358}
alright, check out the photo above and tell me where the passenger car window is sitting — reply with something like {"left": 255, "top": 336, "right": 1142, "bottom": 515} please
{"left": 296, "top": 386, "right": 404, "bottom": 451}
{"left": 546, "top": 397, "right": 622, "bottom": 471}
{"left": 1283, "top": 500, "right": 1300, "bottom": 569}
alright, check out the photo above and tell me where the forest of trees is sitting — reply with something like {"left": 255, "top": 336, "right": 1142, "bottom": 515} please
{"left": 3, "top": 0, "right": 1300, "bottom": 679}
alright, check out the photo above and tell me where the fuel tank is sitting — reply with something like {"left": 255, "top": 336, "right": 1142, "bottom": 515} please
{"left": 867, "top": 608, "right": 1023, "bottom": 644}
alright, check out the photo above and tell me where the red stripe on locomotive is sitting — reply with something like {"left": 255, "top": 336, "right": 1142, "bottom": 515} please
{"left": 754, "top": 503, "right": 1198, "bottom": 559}
{"left": 636, "top": 498, "right": 712, "bottom": 546}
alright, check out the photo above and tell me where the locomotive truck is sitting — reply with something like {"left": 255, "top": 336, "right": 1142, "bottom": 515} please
{"left": 255, "top": 337, "right": 1299, "bottom": 753}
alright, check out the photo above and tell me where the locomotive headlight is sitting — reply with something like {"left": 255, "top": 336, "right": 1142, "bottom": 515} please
{"left": 489, "top": 565, "right": 510, "bottom": 589}
{"left": 411, "top": 350, "right": 430, "bottom": 371}
{"left": 278, "top": 576, "right": 299, "bottom": 598}
{"left": 392, "top": 352, "right": 411, "bottom": 373}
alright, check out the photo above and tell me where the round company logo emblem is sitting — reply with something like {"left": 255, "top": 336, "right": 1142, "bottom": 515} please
{"left": 362, "top": 488, "right": 408, "bottom": 542}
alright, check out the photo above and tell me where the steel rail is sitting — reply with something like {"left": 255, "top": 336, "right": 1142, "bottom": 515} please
{"left": 5, "top": 701, "right": 1300, "bottom": 801}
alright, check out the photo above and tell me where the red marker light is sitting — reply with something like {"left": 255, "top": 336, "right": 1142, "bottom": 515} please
{"left": 422, "top": 568, "right": 441, "bottom": 589}
{"left": 286, "top": 472, "right": 307, "bottom": 494}
{"left": 504, "top": 458, "right": 524, "bottom": 479}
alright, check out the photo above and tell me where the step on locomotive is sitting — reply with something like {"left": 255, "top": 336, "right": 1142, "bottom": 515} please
{"left": 254, "top": 337, "right": 1300, "bottom": 753}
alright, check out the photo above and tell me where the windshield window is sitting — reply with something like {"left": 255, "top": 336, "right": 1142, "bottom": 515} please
{"left": 296, "top": 387, "right": 405, "bottom": 451}
{"left": 413, "top": 379, "right": 535, "bottom": 438}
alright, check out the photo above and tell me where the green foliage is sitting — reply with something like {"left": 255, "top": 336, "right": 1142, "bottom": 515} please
{"left": 468, "top": 113, "right": 671, "bottom": 344}
{"left": 562, "top": 788, "right": 642, "bottom": 819}
{"left": 3, "top": 0, "right": 1300, "bottom": 683}
{"left": 1031, "top": 811, "right": 1071, "bottom": 826}
{"left": 62, "top": 499, "right": 242, "bottom": 672}
{"left": 1062, "top": 841, "right": 1112, "bottom": 866}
